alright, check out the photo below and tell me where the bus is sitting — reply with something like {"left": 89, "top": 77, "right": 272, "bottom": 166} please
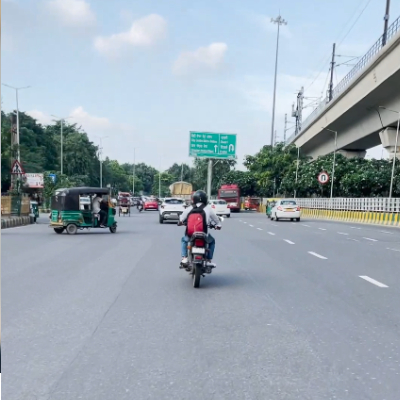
{"left": 218, "top": 184, "right": 241, "bottom": 212}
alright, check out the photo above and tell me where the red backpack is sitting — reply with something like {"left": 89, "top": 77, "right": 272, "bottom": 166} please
{"left": 186, "top": 204, "right": 208, "bottom": 237}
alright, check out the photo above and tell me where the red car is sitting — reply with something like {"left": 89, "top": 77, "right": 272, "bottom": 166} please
{"left": 144, "top": 199, "right": 159, "bottom": 211}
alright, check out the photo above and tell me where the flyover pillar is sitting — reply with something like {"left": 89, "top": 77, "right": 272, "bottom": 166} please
{"left": 379, "top": 127, "right": 400, "bottom": 159}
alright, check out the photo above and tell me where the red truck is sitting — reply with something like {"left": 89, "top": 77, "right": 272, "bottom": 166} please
{"left": 218, "top": 184, "right": 241, "bottom": 213}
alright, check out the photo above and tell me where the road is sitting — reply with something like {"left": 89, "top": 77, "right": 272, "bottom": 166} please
{"left": 2, "top": 210, "right": 400, "bottom": 400}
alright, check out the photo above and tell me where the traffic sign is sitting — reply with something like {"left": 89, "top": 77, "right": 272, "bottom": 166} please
{"left": 318, "top": 171, "right": 329, "bottom": 184}
{"left": 48, "top": 173, "right": 57, "bottom": 183}
{"left": 11, "top": 160, "right": 25, "bottom": 175}
{"left": 189, "top": 131, "right": 237, "bottom": 159}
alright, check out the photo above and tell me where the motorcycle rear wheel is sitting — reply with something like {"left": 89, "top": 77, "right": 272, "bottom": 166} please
{"left": 193, "top": 263, "right": 201, "bottom": 288}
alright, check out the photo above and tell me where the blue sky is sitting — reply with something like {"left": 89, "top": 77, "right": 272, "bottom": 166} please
{"left": 2, "top": 0, "right": 399, "bottom": 170}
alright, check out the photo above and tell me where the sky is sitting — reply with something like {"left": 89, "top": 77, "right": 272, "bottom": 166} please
{"left": 2, "top": 0, "right": 399, "bottom": 170}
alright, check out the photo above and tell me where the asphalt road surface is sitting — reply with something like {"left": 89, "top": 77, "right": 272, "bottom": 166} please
{"left": 2, "top": 210, "right": 400, "bottom": 400}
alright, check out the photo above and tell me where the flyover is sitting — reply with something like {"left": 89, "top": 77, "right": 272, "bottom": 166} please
{"left": 288, "top": 16, "right": 400, "bottom": 160}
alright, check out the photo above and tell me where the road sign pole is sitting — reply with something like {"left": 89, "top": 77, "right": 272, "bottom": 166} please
{"left": 207, "top": 159, "right": 213, "bottom": 198}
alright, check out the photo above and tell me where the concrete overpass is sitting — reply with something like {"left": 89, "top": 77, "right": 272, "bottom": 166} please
{"left": 288, "top": 16, "right": 400, "bottom": 160}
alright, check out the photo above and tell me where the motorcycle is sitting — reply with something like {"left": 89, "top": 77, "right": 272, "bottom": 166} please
{"left": 137, "top": 203, "right": 143, "bottom": 212}
{"left": 178, "top": 217, "right": 223, "bottom": 288}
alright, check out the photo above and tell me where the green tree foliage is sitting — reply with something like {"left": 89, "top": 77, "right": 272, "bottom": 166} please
{"left": 220, "top": 170, "right": 259, "bottom": 196}
{"left": 167, "top": 163, "right": 193, "bottom": 182}
{"left": 192, "top": 158, "right": 236, "bottom": 194}
{"left": 152, "top": 172, "right": 176, "bottom": 197}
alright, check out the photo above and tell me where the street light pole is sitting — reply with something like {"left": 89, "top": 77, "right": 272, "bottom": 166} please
{"left": 133, "top": 148, "right": 136, "bottom": 195}
{"left": 51, "top": 114, "right": 72, "bottom": 175}
{"left": 96, "top": 136, "right": 108, "bottom": 188}
{"left": 270, "top": 14, "right": 287, "bottom": 147}
{"left": 379, "top": 106, "right": 400, "bottom": 199}
{"left": 2, "top": 84, "right": 31, "bottom": 163}
{"left": 294, "top": 146, "right": 300, "bottom": 198}
{"left": 322, "top": 127, "right": 338, "bottom": 199}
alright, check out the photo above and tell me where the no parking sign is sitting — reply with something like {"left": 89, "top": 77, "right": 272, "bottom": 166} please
{"left": 318, "top": 171, "right": 329, "bottom": 184}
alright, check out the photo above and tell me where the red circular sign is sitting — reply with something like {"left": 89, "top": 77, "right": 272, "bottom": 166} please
{"left": 318, "top": 172, "right": 329, "bottom": 184}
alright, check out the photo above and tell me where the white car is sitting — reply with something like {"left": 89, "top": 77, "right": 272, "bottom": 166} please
{"left": 271, "top": 199, "right": 301, "bottom": 222}
{"left": 159, "top": 197, "right": 187, "bottom": 223}
{"left": 209, "top": 199, "right": 231, "bottom": 218}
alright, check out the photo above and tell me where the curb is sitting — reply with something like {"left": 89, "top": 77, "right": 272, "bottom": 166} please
{"left": 1, "top": 216, "right": 34, "bottom": 229}
{"left": 300, "top": 209, "right": 400, "bottom": 227}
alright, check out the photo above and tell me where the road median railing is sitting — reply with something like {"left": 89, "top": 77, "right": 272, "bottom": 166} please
{"left": 256, "top": 197, "right": 400, "bottom": 227}
{"left": 1, "top": 194, "right": 34, "bottom": 229}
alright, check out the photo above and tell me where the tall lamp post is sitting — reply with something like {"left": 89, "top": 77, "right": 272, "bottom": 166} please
{"left": 270, "top": 14, "right": 287, "bottom": 147}
{"left": 96, "top": 136, "right": 108, "bottom": 188}
{"left": 379, "top": 106, "right": 400, "bottom": 199}
{"left": 2, "top": 83, "right": 31, "bottom": 163}
{"left": 322, "top": 127, "right": 338, "bottom": 200}
{"left": 132, "top": 148, "right": 136, "bottom": 195}
{"left": 51, "top": 115, "right": 72, "bottom": 175}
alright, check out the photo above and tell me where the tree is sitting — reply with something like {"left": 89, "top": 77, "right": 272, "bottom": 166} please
{"left": 152, "top": 172, "right": 175, "bottom": 197}
{"left": 221, "top": 170, "right": 259, "bottom": 196}
{"left": 166, "top": 163, "right": 193, "bottom": 182}
{"left": 192, "top": 158, "right": 236, "bottom": 194}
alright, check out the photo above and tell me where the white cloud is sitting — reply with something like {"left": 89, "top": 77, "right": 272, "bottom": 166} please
{"left": 46, "top": 0, "right": 96, "bottom": 27}
{"left": 172, "top": 42, "right": 228, "bottom": 76}
{"left": 26, "top": 110, "right": 54, "bottom": 125}
{"left": 94, "top": 14, "right": 167, "bottom": 57}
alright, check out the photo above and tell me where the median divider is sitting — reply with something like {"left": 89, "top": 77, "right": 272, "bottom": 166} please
{"left": 1, "top": 216, "right": 34, "bottom": 229}
{"left": 300, "top": 208, "right": 400, "bottom": 227}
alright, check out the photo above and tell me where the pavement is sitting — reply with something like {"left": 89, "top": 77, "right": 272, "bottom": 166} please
{"left": 2, "top": 210, "right": 400, "bottom": 400}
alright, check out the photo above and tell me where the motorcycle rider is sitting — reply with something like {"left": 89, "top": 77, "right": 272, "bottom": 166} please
{"left": 179, "top": 190, "right": 221, "bottom": 265}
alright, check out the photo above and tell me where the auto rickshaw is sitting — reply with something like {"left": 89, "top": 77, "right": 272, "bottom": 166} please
{"left": 266, "top": 198, "right": 279, "bottom": 218}
{"left": 49, "top": 187, "right": 117, "bottom": 234}
{"left": 30, "top": 200, "right": 39, "bottom": 222}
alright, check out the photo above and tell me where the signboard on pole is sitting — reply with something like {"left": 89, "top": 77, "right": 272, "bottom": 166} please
{"left": 25, "top": 173, "right": 44, "bottom": 188}
{"left": 189, "top": 131, "right": 237, "bottom": 159}
{"left": 11, "top": 160, "right": 25, "bottom": 175}
{"left": 318, "top": 171, "right": 329, "bottom": 184}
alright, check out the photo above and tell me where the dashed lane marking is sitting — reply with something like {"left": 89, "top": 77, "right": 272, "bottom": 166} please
{"left": 363, "top": 237, "right": 378, "bottom": 242}
{"left": 284, "top": 239, "right": 295, "bottom": 244}
{"left": 359, "top": 276, "right": 388, "bottom": 288}
{"left": 267, "top": 232, "right": 275, "bottom": 236}
{"left": 308, "top": 251, "right": 327, "bottom": 260}
{"left": 337, "top": 232, "right": 349, "bottom": 236}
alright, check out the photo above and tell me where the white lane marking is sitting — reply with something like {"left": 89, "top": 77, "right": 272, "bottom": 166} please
{"left": 257, "top": 228, "right": 263, "bottom": 231}
{"left": 387, "top": 247, "right": 400, "bottom": 252}
{"left": 363, "top": 237, "right": 378, "bottom": 242}
{"left": 243, "top": 222, "right": 247, "bottom": 224}
{"left": 318, "top": 228, "right": 327, "bottom": 231}
{"left": 284, "top": 239, "right": 295, "bottom": 244}
{"left": 302, "top": 224, "right": 311, "bottom": 227}
{"left": 267, "top": 232, "right": 275, "bottom": 236}
{"left": 359, "top": 276, "right": 388, "bottom": 288}
{"left": 347, "top": 238, "right": 360, "bottom": 242}
{"left": 351, "top": 227, "right": 361, "bottom": 230}
{"left": 308, "top": 251, "right": 327, "bottom": 260}
{"left": 337, "top": 232, "right": 349, "bottom": 236}
{"left": 249, "top": 224, "right": 254, "bottom": 227}
{"left": 380, "top": 230, "right": 393, "bottom": 235}
{"left": 271, "top": 224, "right": 278, "bottom": 227}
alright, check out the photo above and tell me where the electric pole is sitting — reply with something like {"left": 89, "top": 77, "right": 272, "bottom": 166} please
{"left": 270, "top": 14, "right": 287, "bottom": 147}
{"left": 328, "top": 43, "right": 336, "bottom": 101}
{"left": 382, "top": 0, "right": 391, "bottom": 46}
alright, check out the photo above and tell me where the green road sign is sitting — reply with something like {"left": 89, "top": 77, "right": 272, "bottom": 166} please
{"left": 189, "top": 131, "right": 237, "bottom": 159}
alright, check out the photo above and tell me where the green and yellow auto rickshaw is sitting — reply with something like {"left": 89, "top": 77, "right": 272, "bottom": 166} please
{"left": 49, "top": 187, "right": 117, "bottom": 234}
{"left": 266, "top": 198, "right": 279, "bottom": 219}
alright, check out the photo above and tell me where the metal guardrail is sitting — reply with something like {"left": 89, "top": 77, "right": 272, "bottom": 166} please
{"left": 288, "top": 15, "right": 400, "bottom": 143}
{"left": 294, "top": 197, "right": 400, "bottom": 213}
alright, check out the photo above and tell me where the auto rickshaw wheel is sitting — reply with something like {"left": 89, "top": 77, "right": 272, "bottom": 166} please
{"left": 54, "top": 227, "right": 64, "bottom": 234}
{"left": 66, "top": 224, "right": 78, "bottom": 235}
{"left": 109, "top": 224, "right": 117, "bottom": 233}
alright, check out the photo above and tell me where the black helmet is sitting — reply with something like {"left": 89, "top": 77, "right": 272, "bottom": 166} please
{"left": 192, "top": 190, "right": 208, "bottom": 205}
